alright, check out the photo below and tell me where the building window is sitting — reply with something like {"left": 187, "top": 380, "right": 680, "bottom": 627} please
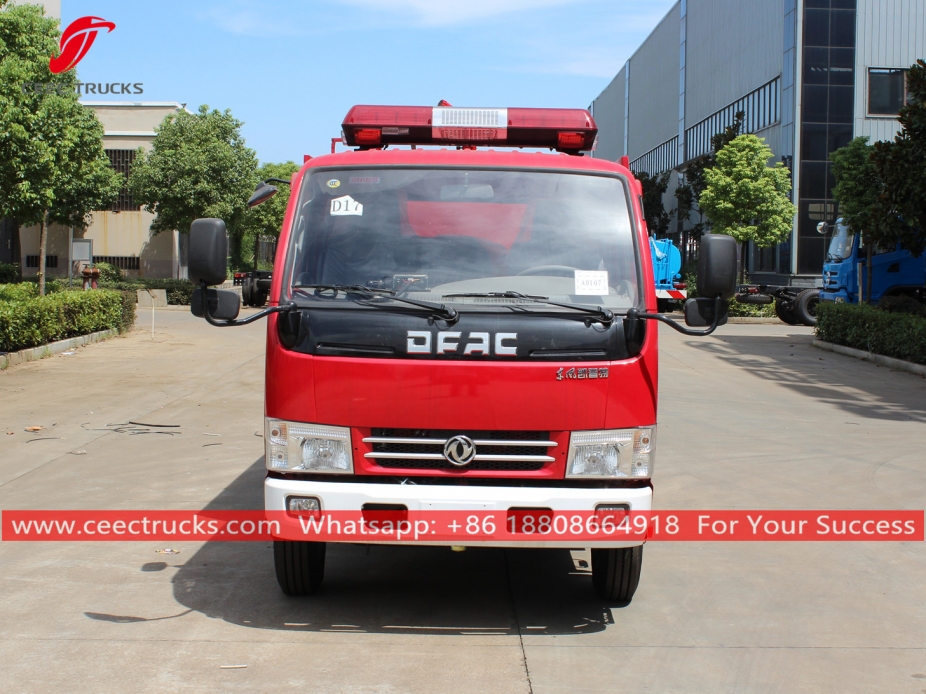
{"left": 103, "top": 149, "right": 141, "bottom": 212}
{"left": 93, "top": 255, "right": 140, "bottom": 271}
{"left": 868, "top": 68, "right": 908, "bottom": 116}
{"left": 26, "top": 255, "right": 58, "bottom": 268}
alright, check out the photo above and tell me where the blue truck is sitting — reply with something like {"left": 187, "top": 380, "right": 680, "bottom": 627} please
{"left": 650, "top": 236, "right": 687, "bottom": 312}
{"left": 736, "top": 218, "right": 926, "bottom": 325}
{"left": 819, "top": 218, "right": 926, "bottom": 305}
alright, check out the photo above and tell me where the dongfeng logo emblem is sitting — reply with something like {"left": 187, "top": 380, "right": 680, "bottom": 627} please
{"left": 49, "top": 16, "right": 116, "bottom": 74}
{"left": 443, "top": 435, "right": 476, "bottom": 466}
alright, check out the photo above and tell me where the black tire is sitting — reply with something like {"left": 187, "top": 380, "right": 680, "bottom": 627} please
{"left": 774, "top": 298, "right": 798, "bottom": 325}
{"left": 274, "top": 540, "right": 326, "bottom": 595}
{"left": 591, "top": 545, "right": 643, "bottom": 602}
{"left": 241, "top": 277, "right": 253, "bottom": 307}
{"left": 794, "top": 289, "right": 820, "bottom": 327}
{"left": 253, "top": 291, "right": 268, "bottom": 308}
{"left": 656, "top": 298, "right": 671, "bottom": 314}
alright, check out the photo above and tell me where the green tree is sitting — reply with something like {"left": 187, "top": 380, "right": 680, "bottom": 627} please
{"left": 128, "top": 105, "right": 258, "bottom": 267}
{"left": 636, "top": 170, "right": 673, "bottom": 237}
{"left": 872, "top": 59, "right": 926, "bottom": 257}
{"left": 699, "top": 134, "right": 795, "bottom": 283}
{"left": 0, "top": 2, "right": 121, "bottom": 294}
{"left": 675, "top": 111, "right": 746, "bottom": 264}
{"left": 238, "top": 161, "right": 299, "bottom": 271}
{"left": 830, "top": 136, "right": 884, "bottom": 302}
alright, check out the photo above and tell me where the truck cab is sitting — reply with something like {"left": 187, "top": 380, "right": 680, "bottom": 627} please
{"left": 188, "top": 104, "right": 736, "bottom": 603}
{"left": 820, "top": 218, "right": 926, "bottom": 304}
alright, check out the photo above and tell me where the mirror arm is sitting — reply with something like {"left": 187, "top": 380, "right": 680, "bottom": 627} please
{"left": 625, "top": 296, "right": 724, "bottom": 337}
{"left": 264, "top": 178, "right": 291, "bottom": 186}
{"left": 200, "top": 281, "right": 296, "bottom": 327}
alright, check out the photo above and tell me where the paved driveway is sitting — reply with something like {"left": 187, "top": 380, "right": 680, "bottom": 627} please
{"left": 1, "top": 310, "right": 924, "bottom": 692}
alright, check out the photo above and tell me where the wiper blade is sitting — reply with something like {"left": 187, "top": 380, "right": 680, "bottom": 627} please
{"left": 293, "top": 284, "right": 458, "bottom": 323}
{"left": 442, "top": 291, "right": 613, "bottom": 326}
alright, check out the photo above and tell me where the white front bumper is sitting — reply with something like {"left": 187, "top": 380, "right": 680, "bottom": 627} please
{"left": 265, "top": 477, "right": 651, "bottom": 548}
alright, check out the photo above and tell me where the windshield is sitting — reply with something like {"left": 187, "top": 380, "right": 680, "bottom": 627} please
{"left": 283, "top": 167, "right": 640, "bottom": 311}
{"left": 826, "top": 221, "right": 855, "bottom": 261}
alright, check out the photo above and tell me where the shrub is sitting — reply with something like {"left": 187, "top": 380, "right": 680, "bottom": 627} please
{"left": 97, "top": 278, "right": 195, "bottom": 305}
{"left": 0, "top": 283, "right": 37, "bottom": 302}
{"left": 0, "top": 289, "right": 132, "bottom": 353}
{"left": 118, "top": 290, "right": 137, "bottom": 332}
{"left": 95, "top": 262, "right": 124, "bottom": 283}
{"left": 878, "top": 293, "right": 926, "bottom": 318}
{"left": 0, "top": 263, "right": 18, "bottom": 284}
{"left": 815, "top": 302, "right": 926, "bottom": 365}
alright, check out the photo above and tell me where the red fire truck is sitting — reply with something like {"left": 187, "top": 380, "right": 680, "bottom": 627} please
{"left": 189, "top": 104, "right": 736, "bottom": 602}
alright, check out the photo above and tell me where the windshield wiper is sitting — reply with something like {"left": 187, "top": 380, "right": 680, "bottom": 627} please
{"left": 442, "top": 291, "right": 613, "bottom": 326}
{"left": 293, "top": 284, "right": 458, "bottom": 323}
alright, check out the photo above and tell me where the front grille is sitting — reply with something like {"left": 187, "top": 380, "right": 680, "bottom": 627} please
{"left": 365, "top": 429, "right": 555, "bottom": 471}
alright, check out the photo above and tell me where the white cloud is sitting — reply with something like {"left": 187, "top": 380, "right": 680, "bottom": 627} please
{"left": 336, "top": 0, "right": 586, "bottom": 26}
{"left": 200, "top": 5, "right": 306, "bottom": 36}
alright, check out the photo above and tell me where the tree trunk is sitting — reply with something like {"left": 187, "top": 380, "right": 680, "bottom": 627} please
{"left": 11, "top": 220, "right": 22, "bottom": 279}
{"left": 38, "top": 210, "right": 49, "bottom": 296}
{"left": 253, "top": 233, "right": 259, "bottom": 274}
{"left": 739, "top": 241, "right": 747, "bottom": 285}
{"left": 865, "top": 241, "right": 873, "bottom": 304}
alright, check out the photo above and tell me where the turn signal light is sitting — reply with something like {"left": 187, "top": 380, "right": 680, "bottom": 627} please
{"left": 354, "top": 128, "right": 382, "bottom": 145}
{"left": 557, "top": 132, "right": 585, "bottom": 149}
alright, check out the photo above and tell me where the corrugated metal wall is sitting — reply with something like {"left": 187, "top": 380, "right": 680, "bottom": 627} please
{"left": 627, "top": 3, "right": 681, "bottom": 161}
{"left": 855, "top": 0, "right": 926, "bottom": 143}
{"left": 590, "top": 65, "right": 626, "bottom": 162}
{"left": 685, "top": 0, "right": 783, "bottom": 126}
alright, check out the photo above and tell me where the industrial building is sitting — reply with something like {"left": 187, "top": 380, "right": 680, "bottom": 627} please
{"left": 589, "top": 0, "right": 926, "bottom": 284}
{"left": 5, "top": 102, "right": 190, "bottom": 280}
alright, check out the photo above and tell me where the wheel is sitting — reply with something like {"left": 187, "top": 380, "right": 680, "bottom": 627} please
{"left": 774, "top": 298, "right": 798, "bottom": 325}
{"left": 794, "top": 289, "right": 820, "bottom": 326}
{"left": 657, "top": 298, "right": 671, "bottom": 313}
{"left": 274, "top": 540, "right": 326, "bottom": 595}
{"left": 241, "top": 277, "right": 253, "bottom": 306}
{"left": 591, "top": 545, "right": 642, "bottom": 602}
{"left": 516, "top": 265, "right": 580, "bottom": 277}
{"left": 253, "top": 291, "right": 268, "bottom": 307}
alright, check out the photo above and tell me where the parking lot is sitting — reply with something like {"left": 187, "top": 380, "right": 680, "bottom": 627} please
{"left": 1, "top": 308, "right": 925, "bottom": 693}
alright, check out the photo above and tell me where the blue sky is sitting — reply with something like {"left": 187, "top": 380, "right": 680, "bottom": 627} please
{"left": 65, "top": 0, "right": 676, "bottom": 164}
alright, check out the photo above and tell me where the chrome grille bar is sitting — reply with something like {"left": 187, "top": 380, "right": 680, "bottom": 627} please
{"left": 363, "top": 437, "right": 557, "bottom": 447}
{"left": 364, "top": 452, "right": 556, "bottom": 462}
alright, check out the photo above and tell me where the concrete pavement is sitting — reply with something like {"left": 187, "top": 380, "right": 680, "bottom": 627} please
{"left": 1, "top": 310, "right": 924, "bottom": 692}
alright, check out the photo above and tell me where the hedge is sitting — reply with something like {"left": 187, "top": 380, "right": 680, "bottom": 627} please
{"left": 0, "top": 287, "right": 132, "bottom": 353}
{"left": 98, "top": 278, "right": 196, "bottom": 305}
{"left": 815, "top": 302, "right": 926, "bottom": 366}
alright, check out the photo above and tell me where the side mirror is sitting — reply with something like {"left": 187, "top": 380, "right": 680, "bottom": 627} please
{"left": 191, "top": 287, "right": 240, "bottom": 320}
{"left": 189, "top": 218, "right": 228, "bottom": 286}
{"left": 247, "top": 181, "right": 278, "bottom": 208}
{"left": 816, "top": 221, "right": 828, "bottom": 235}
{"left": 684, "top": 297, "right": 728, "bottom": 327}
{"left": 697, "top": 234, "right": 737, "bottom": 300}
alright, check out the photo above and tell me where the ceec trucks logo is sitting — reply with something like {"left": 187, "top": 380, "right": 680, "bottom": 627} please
{"left": 49, "top": 16, "right": 116, "bottom": 74}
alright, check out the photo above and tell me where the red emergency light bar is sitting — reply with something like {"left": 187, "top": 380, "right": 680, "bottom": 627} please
{"left": 341, "top": 105, "right": 597, "bottom": 153}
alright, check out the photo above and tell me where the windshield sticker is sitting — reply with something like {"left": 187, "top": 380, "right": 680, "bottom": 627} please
{"left": 349, "top": 176, "right": 380, "bottom": 184}
{"left": 574, "top": 270, "right": 609, "bottom": 296}
{"left": 330, "top": 195, "right": 363, "bottom": 216}
{"left": 327, "top": 179, "right": 340, "bottom": 188}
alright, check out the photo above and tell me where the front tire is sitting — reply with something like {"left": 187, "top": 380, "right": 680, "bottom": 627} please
{"left": 591, "top": 545, "right": 642, "bottom": 602}
{"left": 274, "top": 540, "right": 326, "bottom": 595}
{"left": 794, "top": 289, "right": 820, "bottom": 326}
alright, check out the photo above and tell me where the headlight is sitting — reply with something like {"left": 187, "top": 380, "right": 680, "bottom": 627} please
{"left": 565, "top": 427, "right": 654, "bottom": 479}
{"left": 265, "top": 419, "right": 353, "bottom": 474}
